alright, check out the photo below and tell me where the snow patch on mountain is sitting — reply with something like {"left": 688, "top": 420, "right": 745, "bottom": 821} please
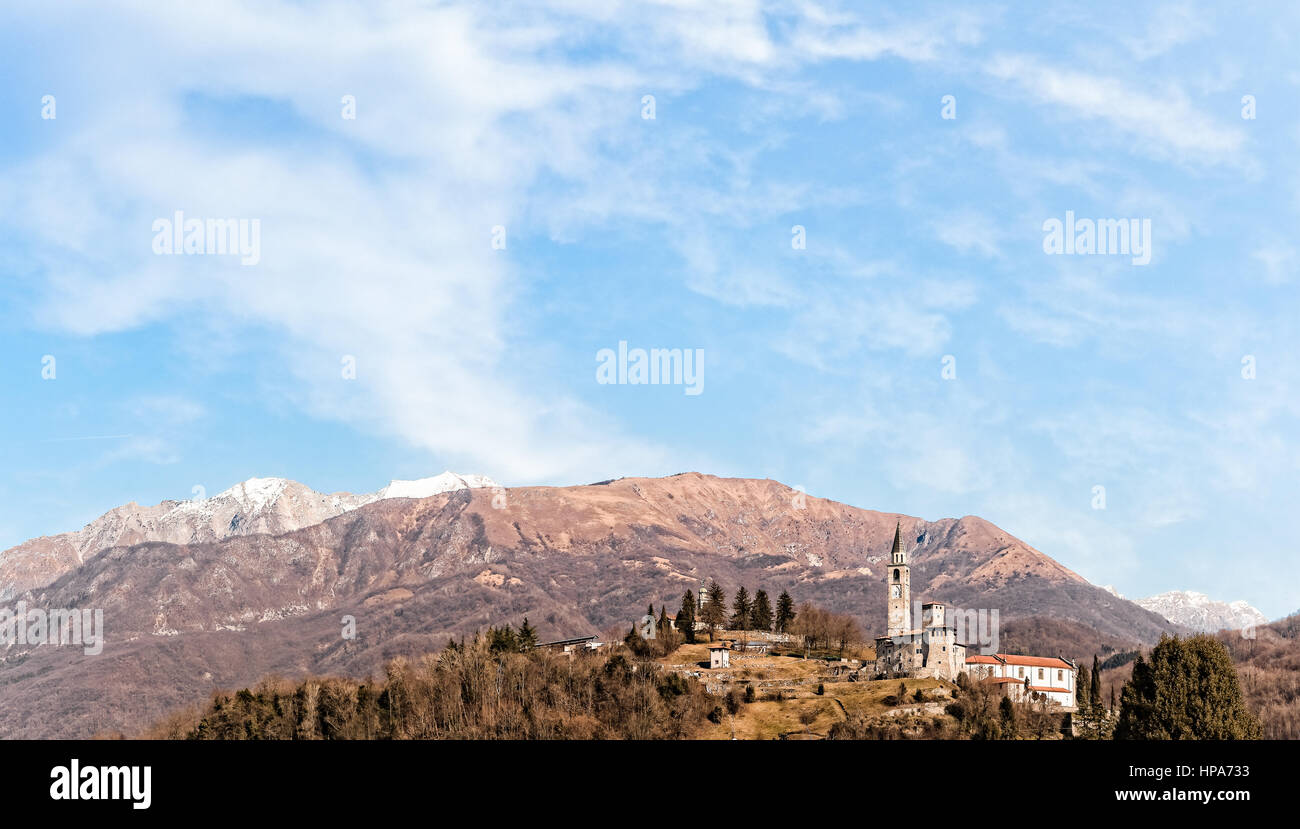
{"left": 1133, "top": 590, "right": 1268, "bottom": 633}
{"left": 219, "top": 477, "right": 291, "bottom": 511}
{"left": 0, "top": 471, "right": 500, "bottom": 599}
{"left": 377, "top": 472, "right": 498, "bottom": 500}
{"left": 180, "top": 471, "right": 497, "bottom": 515}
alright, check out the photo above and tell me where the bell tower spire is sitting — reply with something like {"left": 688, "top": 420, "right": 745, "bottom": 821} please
{"left": 886, "top": 521, "right": 911, "bottom": 636}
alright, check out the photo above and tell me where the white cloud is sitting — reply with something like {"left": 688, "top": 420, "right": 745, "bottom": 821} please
{"left": 932, "top": 211, "right": 1005, "bottom": 259}
{"left": 787, "top": 3, "right": 987, "bottom": 63}
{"left": 984, "top": 54, "right": 1246, "bottom": 164}
{"left": 127, "top": 396, "right": 206, "bottom": 425}
{"left": 1120, "top": 3, "right": 1212, "bottom": 61}
{"left": 98, "top": 436, "right": 182, "bottom": 467}
{"left": 1252, "top": 243, "right": 1296, "bottom": 285}
{"left": 7, "top": 0, "right": 982, "bottom": 485}
{"left": 3, "top": 1, "right": 797, "bottom": 484}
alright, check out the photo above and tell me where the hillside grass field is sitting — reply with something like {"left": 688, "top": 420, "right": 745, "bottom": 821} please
{"left": 657, "top": 639, "right": 952, "bottom": 739}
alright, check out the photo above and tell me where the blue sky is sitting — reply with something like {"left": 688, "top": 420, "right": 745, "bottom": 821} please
{"left": 1, "top": 1, "right": 1298, "bottom": 617}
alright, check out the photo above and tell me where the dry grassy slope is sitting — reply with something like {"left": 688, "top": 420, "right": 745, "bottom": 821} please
{"left": 657, "top": 644, "right": 952, "bottom": 740}
{"left": 0, "top": 472, "right": 1174, "bottom": 738}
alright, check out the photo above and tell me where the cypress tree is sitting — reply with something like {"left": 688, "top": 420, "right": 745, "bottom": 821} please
{"left": 1090, "top": 654, "right": 1102, "bottom": 714}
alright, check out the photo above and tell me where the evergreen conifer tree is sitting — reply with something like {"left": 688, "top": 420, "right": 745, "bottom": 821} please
{"left": 677, "top": 590, "right": 697, "bottom": 644}
{"left": 750, "top": 590, "right": 773, "bottom": 632}
{"left": 730, "top": 586, "right": 752, "bottom": 630}
{"left": 774, "top": 590, "right": 796, "bottom": 633}
{"left": 699, "top": 581, "right": 727, "bottom": 639}
{"left": 999, "top": 694, "right": 1018, "bottom": 738}
{"left": 516, "top": 617, "right": 538, "bottom": 651}
{"left": 1115, "top": 635, "right": 1261, "bottom": 740}
{"left": 1090, "top": 654, "right": 1102, "bottom": 714}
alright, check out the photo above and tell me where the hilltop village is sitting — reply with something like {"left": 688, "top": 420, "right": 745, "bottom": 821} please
{"left": 526, "top": 522, "right": 1081, "bottom": 738}
{"left": 872, "top": 522, "right": 1077, "bottom": 709}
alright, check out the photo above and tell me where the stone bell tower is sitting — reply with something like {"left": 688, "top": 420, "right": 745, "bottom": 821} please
{"left": 886, "top": 522, "right": 911, "bottom": 637}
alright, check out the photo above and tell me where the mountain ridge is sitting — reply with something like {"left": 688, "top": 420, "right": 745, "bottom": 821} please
{"left": 0, "top": 471, "right": 500, "bottom": 600}
{"left": 1133, "top": 589, "right": 1268, "bottom": 633}
{"left": 0, "top": 472, "right": 1176, "bottom": 738}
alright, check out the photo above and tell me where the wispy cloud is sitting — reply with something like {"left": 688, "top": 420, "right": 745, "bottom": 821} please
{"left": 3, "top": 0, "right": 1299, "bottom": 616}
{"left": 984, "top": 53, "right": 1246, "bottom": 163}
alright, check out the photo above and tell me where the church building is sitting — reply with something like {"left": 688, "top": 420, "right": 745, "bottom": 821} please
{"left": 872, "top": 523, "right": 966, "bottom": 680}
{"left": 964, "top": 653, "right": 1077, "bottom": 709}
{"left": 870, "top": 521, "right": 1078, "bottom": 710}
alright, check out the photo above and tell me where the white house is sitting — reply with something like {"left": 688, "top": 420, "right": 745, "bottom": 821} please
{"left": 964, "top": 653, "right": 1076, "bottom": 710}
{"left": 708, "top": 642, "right": 731, "bottom": 669}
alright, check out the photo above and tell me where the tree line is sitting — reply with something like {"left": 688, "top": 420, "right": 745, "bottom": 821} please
{"left": 1067, "top": 634, "right": 1260, "bottom": 740}
{"left": 148, "top": 624, "right": 723, "bottom": 740}
{"left": 671, "top": 582, "right": 797, "bottom": 643}
{"left": 666, "top": 584, "right": 861, "bottom": 657}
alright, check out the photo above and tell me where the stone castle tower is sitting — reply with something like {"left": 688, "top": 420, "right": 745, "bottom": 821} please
{"left": 886, "top": 521, "right": 911, "bottom": 636}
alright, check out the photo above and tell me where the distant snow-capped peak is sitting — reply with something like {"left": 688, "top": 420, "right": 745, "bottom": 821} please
{"left": 186, "top": 471, "right": 499, "bottom": 513}
{"left": 1133, "top": 589, "right": 1268, "bottom": 633}
{"left": 376, "top": 472, "right": 499, "bottom": 500}
{"left": 216, "top": 476, "right": 291, "bottom": 510}
{"left": 0, "top": 471, "right": 503, "bottom": 599}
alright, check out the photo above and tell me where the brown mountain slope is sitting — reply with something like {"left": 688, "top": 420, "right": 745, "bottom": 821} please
{"left": 0, "top": 473, "right": 1174, "bottom": 738}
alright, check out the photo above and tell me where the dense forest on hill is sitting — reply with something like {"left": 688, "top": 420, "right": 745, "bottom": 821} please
{"left": 145, "top": 634, "right": 721, "bottom": 740}
{"left": 1217, "top": 614, "right": 1300, "bottom": 739}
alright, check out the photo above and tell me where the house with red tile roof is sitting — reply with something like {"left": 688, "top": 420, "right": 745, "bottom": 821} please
{"left": 964, "top": 653, "right": 1077, "bottom": 710}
